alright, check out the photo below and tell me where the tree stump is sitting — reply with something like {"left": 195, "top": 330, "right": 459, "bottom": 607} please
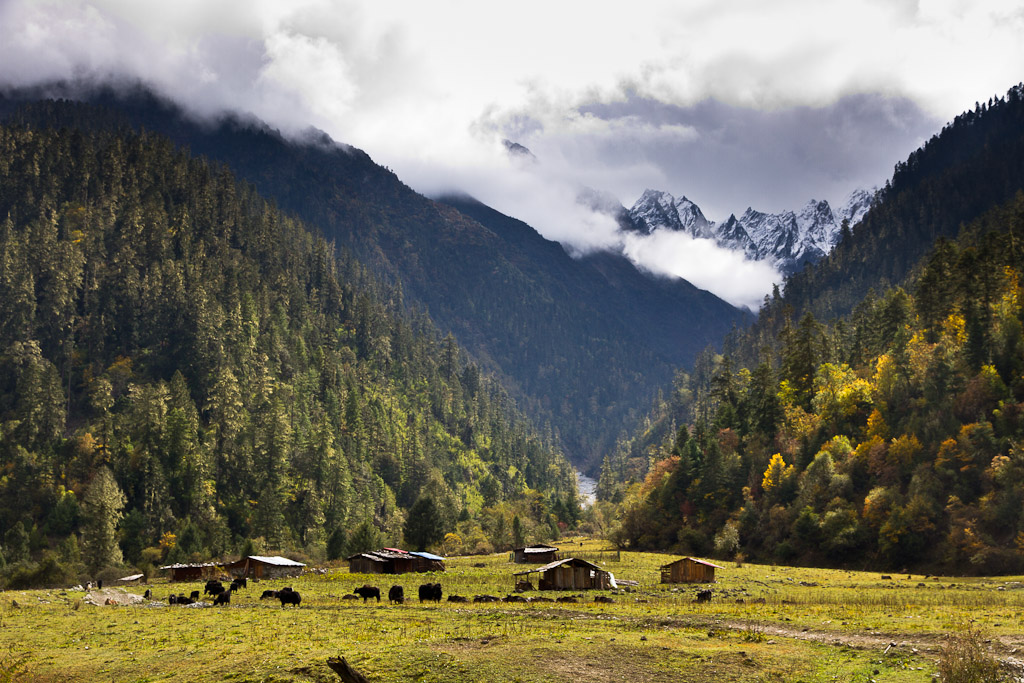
{"left": 326, "top": 657, "right": 370, "bottom": 683}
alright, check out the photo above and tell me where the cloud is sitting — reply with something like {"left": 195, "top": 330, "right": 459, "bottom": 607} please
{"left": 1, "top": 0, "right": 1022, "bottom": 308}
{"left": 622, "top": 230, "right": 783, "bottom": 311}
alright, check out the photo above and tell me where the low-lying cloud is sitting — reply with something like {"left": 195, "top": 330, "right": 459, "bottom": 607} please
{"left": 623, "top": 230, "right": 782, "bottom": 311}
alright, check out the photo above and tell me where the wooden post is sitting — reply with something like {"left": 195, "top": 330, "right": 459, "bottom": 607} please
{"left": 326, "top": 657, "right": 370, "bottom": 683}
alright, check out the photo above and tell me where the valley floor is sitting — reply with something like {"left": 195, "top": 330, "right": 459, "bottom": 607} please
{"left": 3, "top": 541, "right": 1023, "bottom": 682}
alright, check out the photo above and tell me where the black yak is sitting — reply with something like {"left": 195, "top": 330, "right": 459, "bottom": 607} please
{"left": 278, "top": 588, "right": 301, "bottom": 607}
{"left": 418, "top": 583, "right": 442, "bottom": 603}
{"left": 353, "top": 585, "right": 380, "bottom": 602}
{"left": 388, "top": 585, "right": 404, "bottom": 604}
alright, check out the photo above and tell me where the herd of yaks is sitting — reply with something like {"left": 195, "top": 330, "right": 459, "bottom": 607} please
{"left": 150, "top": 578, "right": 603, "bottom": 608}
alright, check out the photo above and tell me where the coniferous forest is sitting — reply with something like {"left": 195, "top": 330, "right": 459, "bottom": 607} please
{"left": 597, "top": 85, "right": 1024, "bottom": 574}
{"left": 0, "top": 123, "right": 578, "bottom": 586}
{"left": 4, "top": 81, "right": 1024, "bottom": 588}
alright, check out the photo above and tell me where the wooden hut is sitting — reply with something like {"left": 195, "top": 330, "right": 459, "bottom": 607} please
{"left": 409, "top": 551, "right": 446, "bottom": 572}
{"left": 660, "top": 557, "right": 722, "bottom": 584}
{"left": 512, "top": 544, "right": 559, "bottom": 564}
{"left": 346, "top": 549, "right": 415, "bottom": 574}
{"left": 222, "top": 555, "right": 306, "bottom": 579}
{"left": 159, "top": 562, "right": 220, "bottom": 582}
{"left": 512, "top": 557, "right": 611, "bottom": 590}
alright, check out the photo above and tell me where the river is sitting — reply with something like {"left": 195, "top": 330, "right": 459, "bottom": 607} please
{"left": 576, "top": 470, "right": 597, "bottom": 506}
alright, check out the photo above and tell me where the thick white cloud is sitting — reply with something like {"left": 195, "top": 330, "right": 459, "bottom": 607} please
{"left": 1, "top": 0, "right": 1021, "bottom": 306}
{"left": 622, "top": 230, "right": 783, "bottom": 311}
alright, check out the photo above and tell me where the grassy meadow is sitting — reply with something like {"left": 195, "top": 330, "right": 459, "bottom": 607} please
{"left": 2, "top": 538, "right": 1023, "bottom": 682}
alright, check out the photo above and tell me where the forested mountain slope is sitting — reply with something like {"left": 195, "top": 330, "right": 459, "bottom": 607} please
{"left": 769, "top": 84, "right": 1024, "bottom": 325}
{"left": 0, "top": 123, "right": 577, "bottom": 580}
{"left": 597, "top": 86, "right": 1024, "bottom": 573}
{"left": 0, "top": 87, "right": 749, "bottom": 465}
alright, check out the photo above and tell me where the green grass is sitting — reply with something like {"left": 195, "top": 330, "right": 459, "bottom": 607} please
{"left": 1, "top": 539, "right": 1020, "bottom": 681}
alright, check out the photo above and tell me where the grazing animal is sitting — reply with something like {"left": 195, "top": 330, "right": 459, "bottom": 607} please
{"left": 189, "top": 590, "right": 200, "bottom": 601}
{"left": 341, "top": 594, "right": 359, "bottom": 601}
{"left": 695, "top": 589, "right": 712, "bottom": 603}
{"left": 556, "top": 596, "right": 578, "bottom": 603}
{"left": 213, "top": 589, "right": 232, "bottom": 606}
{"left": 205, "top": 580, "right": 225, "bottom": 596}
{"left": 143, "top": 589, "right": 152, "bottom": 600}
{"left": 168, "top": 594, "right": 177, "bottom": 605}
{"left": 260, "top": 590, "right": 278, "bottom": 600}
{"left": 447, "top": 595, "right": 468, "bottom": 603}
{"left": 230, "top": 577, "right": 247, "bottom": 591}
{"left": 473, "top": 594, "right": 500, "bottom": 603}
{"left": 278, "top": 589, "right": 301, "bottom": 607}
{"left": 177, "top": 594, "right": 194, "bottom": 605}
{"left": 503, "top": 594, "right": 527, "bottom": 603}
{"left": 353, "top": 585, "right": 381, "bottom": 603}
{"left": 388, "top": 585, "right": 404, "bottom": 604}
{"left": 418, "top": 582, "right": 442, "bottom": 603}
{"left": 594, "top": 595, "right": 614, "bottom": 603}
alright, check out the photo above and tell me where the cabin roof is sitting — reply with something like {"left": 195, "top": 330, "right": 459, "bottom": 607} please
{"left": 512, "top": 556, "right": 603, "bottom": 576}
{"left": 244, "top": 555, "right": 306, "bottom": 567}
{"left": 659, "top": 556, "right": 723, "bottom": 570}
{"left": 409, "top": 551, "right": 445, "bottom": 561}
{"left": 519, "top": 545, "right": 559, "bottom": 554}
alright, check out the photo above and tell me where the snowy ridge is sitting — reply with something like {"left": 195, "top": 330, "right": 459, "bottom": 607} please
{"left": 626, "top": 188, "right": 876, "bottom": 274}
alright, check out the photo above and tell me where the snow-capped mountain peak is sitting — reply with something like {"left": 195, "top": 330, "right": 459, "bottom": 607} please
{"left": 629, "top": 189, "right": 715, "bottom": 239}
{"left": 627, "top": 188, "right": 876, "bottom": 275}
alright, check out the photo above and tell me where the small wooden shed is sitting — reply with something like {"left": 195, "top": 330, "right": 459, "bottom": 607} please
{"left": 513, "top": 557, "right": 611, "bottom": 591}
{"left": 512, "top": 544, "right": 559, "bottom": 564}
{"left": 222, "top": 555, "right": 306, "bottom": 579}
{"left": 159, "top": 562, "right": 220, "bottom": 582}
{"left": 660, "top": 557, "right": 722, "bottom": 584}
{"left": 346, "top": 549, "right": 413, "bottom": 574}
{"left": 409, "top": 551, "right": 446, "bottom": 572}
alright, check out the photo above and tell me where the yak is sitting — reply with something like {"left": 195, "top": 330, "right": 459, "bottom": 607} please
{"left": 213, "top": 589, "right": 232, "bottom": 606}
{"left": 230, "top": 577, "right": 247, "bottom": 591}
{"left": 189, "top": 590, "right": 200, "bottom": 601}
{"left": 353, "top": 585, "right": 380, "bottom": 602}
{"left": 418, "top": 583, "right": 442, "bottom": 603}
{"left": 259, "top": 589, "right": 278, "bottom": 600}
{"left": 388, "top": 585, "right": 404, "bottom": 604}
{"left": 204, "top": 580, "right": 225, "bottom": 596}
{"left": 278, "top": 588, "right": 301, "bottom": 607}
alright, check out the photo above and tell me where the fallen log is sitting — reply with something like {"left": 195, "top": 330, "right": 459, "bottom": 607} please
{"left": 326, "top": 657, "right": 370, "bottom": 683}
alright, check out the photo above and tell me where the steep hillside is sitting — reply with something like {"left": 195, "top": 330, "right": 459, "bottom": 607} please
{"left": 773, "top": 84, "right": 1024, "bottom": 321}
{"left": 597, "top": 84, "right": 1024, "bottom": 573}
{"left": 0, "top": 85, "right": 749, "bottom": 464}
{"left": 0, "top": 123, "right": 576, "bottom": 576}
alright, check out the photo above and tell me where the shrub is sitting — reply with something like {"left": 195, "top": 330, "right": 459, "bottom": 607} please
{"left": 938, "top": 626, "right": 1012, "bottom": 683}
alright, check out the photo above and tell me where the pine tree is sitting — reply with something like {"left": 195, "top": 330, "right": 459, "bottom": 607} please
{"left": 81, "top": 467, "right": 127, "bottom": 571}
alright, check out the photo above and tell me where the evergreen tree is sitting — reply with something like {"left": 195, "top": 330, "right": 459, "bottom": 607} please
{"left": 80, "top": 467, "right": 126, "bottom": 571}
{"left": 404, "top": 496, "right": 445, "bottom": 551}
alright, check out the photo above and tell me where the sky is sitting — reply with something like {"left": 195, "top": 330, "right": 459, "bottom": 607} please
{"left": 2, "top": 0, "right": 1023, "bottom": 309}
